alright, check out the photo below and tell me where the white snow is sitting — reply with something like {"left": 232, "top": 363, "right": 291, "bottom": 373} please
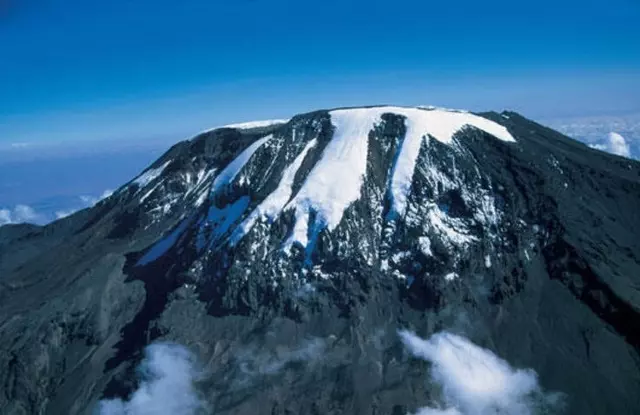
{"left": 197, "top": 196, "right": 250, "bottom": 251}
{"left": 210, "top": 135, "right": 272, "bottom": 195}
{"left": 418, "top": 236, "right": 433, "bottom": 256}
{"left": 138, "top": 219, "right": 190, "bottom": 265}
{"left": 426, "top": 206, "right": 477, "bottom": 248}
{"left": 484, "top": 255, "right": 492, "bottom": 268}
{"left": 473, "top": 193, "right": 501, "bottom": 229}
{"left": 284, "top": 106, "right": 514, "bottom": 249}
{"left": 133, "top": 161, "right": 171, "bottom": 188}
{"left": 283, "top": 108, "right": 379, "bottom": 249}
{"left": 386, "top": 107, "right": 515, "bottom": 217}
{"left": 444, "top": 272, "right": 458, "bottom": 281}
{"left": 392, "top": 251, "right": 412, "bottom": 264}
{"left": 139, "top": 181, "right": 164, "bottom": 203}
{"left": 286, "top": 106, "right": 514, "bottom": 249}
{"left": 231, "top": 139, "right": 317, "bottom": 244}
{"left": 221, "top": 119, "right": 289, "bottom": 129}
{"left": 417, "top": 105, "right": 468, "bottom": 113}
{"left": 188, "top": 169, "right": 215, "bottom": 205}
{"left": 194, "top": 190, "right": 209, "bottom": 207}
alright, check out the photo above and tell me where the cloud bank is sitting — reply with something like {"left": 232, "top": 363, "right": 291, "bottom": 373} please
{"left": 590, "top": 132, "right": 631, "bottom": 158}
{"left": 0, "top": 204, "right": 42, "bottom": 226}
{"left": 0, "top": 189, "right": 113, "bottom": 226}
{"left": 98, "top": 343, "right": 204, "bottom": 415}
{"left": 544, "top": 112, "right": 638, "bottom": 159}
{"left": 399, "top": 331, "right": 563, "bottom": 415}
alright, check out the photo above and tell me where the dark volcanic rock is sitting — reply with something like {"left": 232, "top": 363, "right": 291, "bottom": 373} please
{"left": 1, "top": 107, "right": 639, "bottom": 415}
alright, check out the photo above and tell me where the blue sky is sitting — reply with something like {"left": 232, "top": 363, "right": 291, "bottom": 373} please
{"left": 1, "top": 0, "right": 639, "bottom": 146}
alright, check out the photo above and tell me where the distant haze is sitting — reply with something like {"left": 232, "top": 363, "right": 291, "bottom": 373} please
{"left": 1, "top": 0, "right": 639, "bottom": 146}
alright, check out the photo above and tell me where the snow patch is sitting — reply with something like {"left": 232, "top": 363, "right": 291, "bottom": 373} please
{"left": 283, "top": 108, "right": 379, "bottom": 249}
{"left": 418, "top": 236, "right": 433, "bottom": 256}
{"left": 387, "top": 107, "right": 514, "bottom": 217}
{"left": 133, "top": 161, "right": 171, "bottom": 188}
{"left": 210, "top": 135, "right": 272, "bottom": 195}
{"left": 197, "top": 196, "right": 250, "bottom": 251}
{"left": 392, "top": 250, "right": 412, "bottom": 264}
{"left": 221, "top": 119, "right": 289, "bottom": 130}
{"left": 426, "top": 206, "right": 476, "bottom": 248}
{"left": 284, "top": 106, "right": 513, "bottom": 250}
{"left": 444, "top": 272, "right": 458, "bottom": 281}
{"left": 138, "top": 219, "right": 190, "bottom": 265}
{"left": 231, "top": 139, "right": 317, "bottom": 245}
{"left": 384, "top": 108, "right": 515, "bottom": 215}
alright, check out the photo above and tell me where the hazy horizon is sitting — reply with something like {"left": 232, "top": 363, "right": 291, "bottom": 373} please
{"left": 1, "top": 0, "right": 639, "bottom": 147}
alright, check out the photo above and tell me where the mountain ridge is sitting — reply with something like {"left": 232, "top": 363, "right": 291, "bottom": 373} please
{"left": 1, "top": 105, "right": 639, "bottom": 415}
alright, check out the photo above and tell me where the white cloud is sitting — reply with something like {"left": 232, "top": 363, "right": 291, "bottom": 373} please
{"left": 399, "top": 331, "right": 563, "bottom": 415}
{"left": 79, "top": 189, "right": 114, "bottom": 207}
{"left": 0, "top": 204, "right": 43, "bottom": 225}
{"left": 0, "top": 209, "right": 12, "bottom": 225}
{"left": 544, "top": 113, "right": 639, "bottom": 159}
{"left": 98, "top": 343, "right": 204, "bottom": 415}
{"left": 13, "top": 204, "right": 40, "bottom": 222}
{"left": 0, "top": 189, "right": 115, "bottom": 226}
{"left": 589, "top": 132, "right": 631, "bottom": 158}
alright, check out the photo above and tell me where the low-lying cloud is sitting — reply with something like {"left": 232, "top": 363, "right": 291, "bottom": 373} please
{"left": 0, "top": 189, "right": 113, "bottom": 225}
{"left": 98, "top": 343, "right": 205, "bottom": 415}
{"left": 399, "top": 330, "right": 563, "bottom": 415}
{"left": 544, "top": 112, "right": 639, "bottom": 160}
{"left": 590, "top": 132, "right": 631, "bottom": 158}
{"left": 0, "top": 204, "right": 42, "bottom": 226}
{"left": 235, "top": 337, "right": 326, "bottom": 381}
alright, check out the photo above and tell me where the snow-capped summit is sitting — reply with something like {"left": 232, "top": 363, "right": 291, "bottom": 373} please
{"left": 119, "top": 105, "right": 518, "bottom": 261}
{"left": 2, "top": 105, "right": 640, "bottom": 415}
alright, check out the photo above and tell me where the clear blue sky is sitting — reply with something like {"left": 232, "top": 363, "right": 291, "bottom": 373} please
{"left": 1, "top": 0, "right": 639, "bottom": 145}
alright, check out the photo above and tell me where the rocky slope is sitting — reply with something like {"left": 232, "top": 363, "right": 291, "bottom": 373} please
{"left": 1, "top": 106, "right": 639, "bottom": 414}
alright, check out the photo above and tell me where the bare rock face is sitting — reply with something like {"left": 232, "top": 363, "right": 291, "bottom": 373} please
{"left": 1, "top": 106, "right": 639, "bottom": 415}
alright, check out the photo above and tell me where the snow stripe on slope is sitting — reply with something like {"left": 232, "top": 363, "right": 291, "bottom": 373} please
{"left": 284, "top": 108, "right": 382, "bottom": 249}
{"left": 197, "top": 120, "right": 289, "bottom": 136}
{"left": 137, "top": 218, "right": 190, "bottom": 265}
{"left": 230, "top": 139, "right": 318, "bottom": 245}
{"left": 222, "top": 119, "right": 289, "bottom": 129}
{"left": 210, "top": 135, "right": 272, "bottom": 195}
{"left": 387, "top": 107, "right": 514, "bottom": 216}
{"left": 133, "top": 161, "right": 171, "bottom": 188}
{"left": 283, "top": 106, "right": 514, "bottom": 249}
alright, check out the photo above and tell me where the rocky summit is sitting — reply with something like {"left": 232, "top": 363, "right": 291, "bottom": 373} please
{"left": 1, "top": 105, "right": 639, "bottom": 415}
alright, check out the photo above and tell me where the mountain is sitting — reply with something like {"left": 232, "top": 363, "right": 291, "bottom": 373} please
{"left": 1, "top": 105, "right": 639, "bottom": 415}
